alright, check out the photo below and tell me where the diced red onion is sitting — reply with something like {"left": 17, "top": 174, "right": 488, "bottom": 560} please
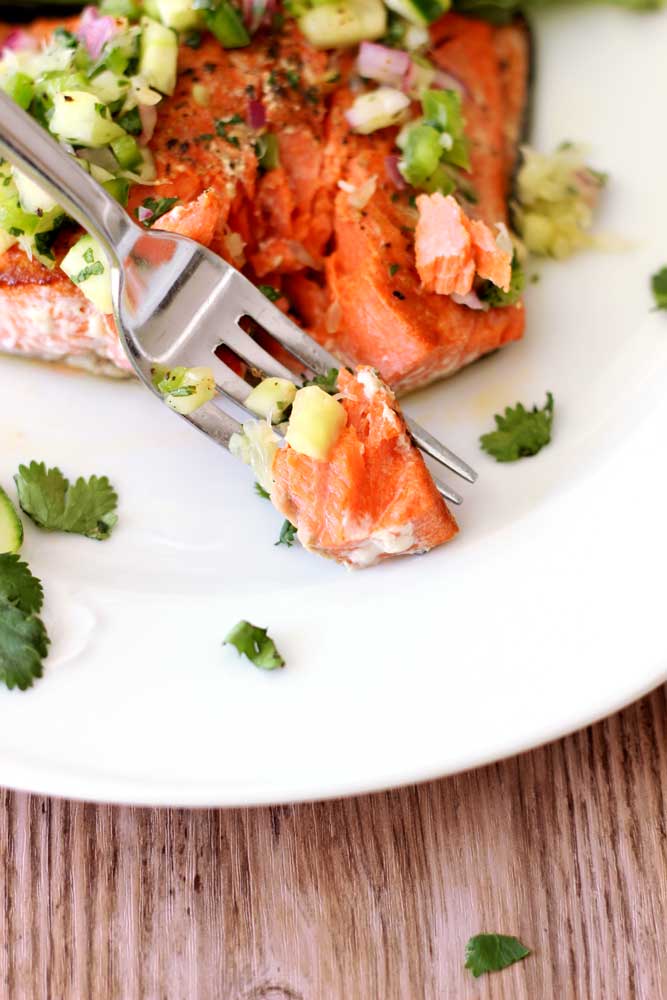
{"left": 357, "top": 42, "right": 411, "bottom": 88}
{"left": 138, "top": 104, "right": 158, "bottom": 146}
{"left": 247, "top": 99, "right": 266, "bottom": 130}
{"left": 433, "top": 69, "right": 466, "bottom": 96}
{"left": 384, "top": 154, "right": 406, "bottom": 190}
{"left": 78, "top": 6, "right": 117, "bottom": 61}
{"left": 137, "top": 205, "right": 153, "bottom": 223}
{"left": 1, "top": 29, "right": 37, "bottom": 54}
{"left": 451, "top": 290, "right": 488, "bottom": 311}
{"left": 242, "top": 0, "right": 273, "bottom": 32}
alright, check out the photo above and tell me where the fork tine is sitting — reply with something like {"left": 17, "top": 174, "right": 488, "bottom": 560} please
{"left": 222, "top": 322, "right": 297, "bottom": 383}
{"left": 405, "top": 417, "right": 478, "bottom": 484}
{"left": 182, "top": 398, "right": 242, "bottom": 448}
{"left": 434, "top": 479, "right": 463, "bottom": 505}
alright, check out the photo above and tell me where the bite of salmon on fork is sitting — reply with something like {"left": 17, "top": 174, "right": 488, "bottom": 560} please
{"left": 0, "top": 85, "right": 475, "bottom": 567}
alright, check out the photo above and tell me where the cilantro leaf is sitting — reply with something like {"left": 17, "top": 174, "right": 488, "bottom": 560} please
{"left": 0, "top": 554, "right": 43, "bottom": 615}
{"left": 254, "top": 482, "right": 270, "bottom": 499}
{"left": 302, "top": 368, "right": 339, "bottom": 395}
{"left": 480, "top": 392, "right": 554, "bottom": 462}
{"left": 651, "top": 266, "right": 667, "bottom": 310}
{"left": 276, "top": 520, "right": 297, "bottom": 547}
{"left": 0, "top": 598, "right": 49, "bottom": 691}
{"left": 258, "top": 284, "right": 281, "bottom": 302}
{"left": 15, "top": 462, "right": 118, "bottom": 540}
{"left": 224, "top": 620, "right": 285, "bottom": 670}
{"left": 136, "top": 196, "right": 179, "bottom": 228}
{"left": 464, "top": 934, "right": 531, "bottom": 978}
{"left": 478, "top": 255, "right": 525, "bottom": 308}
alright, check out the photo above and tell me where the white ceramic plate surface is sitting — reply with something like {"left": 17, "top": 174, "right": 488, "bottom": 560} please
{"left": 1, "top": 8, "right": 666, "bottom": 805}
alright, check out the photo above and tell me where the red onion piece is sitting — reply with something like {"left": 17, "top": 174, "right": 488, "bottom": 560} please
{"left": 78, "top": 6, "right": 117, "bottom": 61}
{"left": 138, "top": 104, "right": 158, "bottom": 146}
{"left": 433, "top": 69, "right": 466, "bottom": 96}
{"left": 384, "top": 154, "right": 406, "bottom": 190}
{"left": 451, "top": 290, "right": 488, "bottom": 311}
{"left": 247, "top": 99, "right": 266, "bottom": 130}
{"left": 357, "top": 42, "right": 411, "bottom": 88}
{"left": 1, "top": 29, "right": 37, "bottom": 54}
{"left": 137, "top": 205, "right": 153, "bottom": 223}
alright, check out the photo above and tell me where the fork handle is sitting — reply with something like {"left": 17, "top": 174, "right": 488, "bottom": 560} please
{"left": 0, "top": 91, "right": 137, "bottom": 260}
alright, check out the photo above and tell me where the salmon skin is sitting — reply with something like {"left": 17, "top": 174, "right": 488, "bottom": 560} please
{"left": 271, "top": 366, "right": 458, "bottom": 567}
{"left": 0, "top": 13, "right": 530, "bottom": 388}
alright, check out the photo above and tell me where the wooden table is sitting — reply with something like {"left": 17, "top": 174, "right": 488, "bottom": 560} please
{"left": 1, "top": 685, "right": 666, "bottom": 999}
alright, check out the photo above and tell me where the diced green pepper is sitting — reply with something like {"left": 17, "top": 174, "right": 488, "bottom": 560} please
{"left": 1, "top": 73, "right": 34, "bottom": 111}
{"left": 400, "top": 123, "right": 441, "bottom": 186}
{"left": 110, "top": 133, "right": 143, "bottom": 170}
{"left": 201, "top": 1, "right": 250, "bottom": 48}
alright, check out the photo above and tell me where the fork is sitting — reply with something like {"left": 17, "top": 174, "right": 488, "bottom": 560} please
{"left": 0, "top": 92, "right": 477, "bottom": 503}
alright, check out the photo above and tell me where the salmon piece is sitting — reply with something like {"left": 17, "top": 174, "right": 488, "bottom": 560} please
{"left": 0, "top": 14, "right": 529, "bottom": 389}
{"left": 415, "top": 193, "right": 511, "bottom": 295}
{"left": 271, "top": 367, "right": 458, "bottom": 567}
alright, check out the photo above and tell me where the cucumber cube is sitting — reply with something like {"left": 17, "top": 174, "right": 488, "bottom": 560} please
{"left": 49, "top": 91, "right": 125, "bottom": 148}
{"left": 286, "top": 386, "right": 347, "bottom": 460}
{"left": 139, "top": 17, "right": 178, "bottom": 95}
{"left": 61, "top": 235, "right": 113, "bottom": 315}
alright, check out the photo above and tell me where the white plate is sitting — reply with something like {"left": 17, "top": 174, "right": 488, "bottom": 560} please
{"left": 1, "top": 8, "right": 666, "bottom": 806}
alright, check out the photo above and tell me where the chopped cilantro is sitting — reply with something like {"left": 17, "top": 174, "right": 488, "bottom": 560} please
{"left": 183, "top": 29, "right": 202, "bottom": 48}
{"left": 276, "top": 520, "right": 297, "bottom": 547}
{"left": 53, "top": 27, "right": 78, "bottom": 47}
{"left": 14, "top": 462, "right": 118, "bottom": 540}
{"left": 136, "top": 196, "right": 179, "bottom": 228}
{"left": 73, "top": 261, "right": 105, "bottom": 285}
{"left": 651, "top": 266, "right": 667, "bottom": 310}
{"left": 224, "top": 620, "right": 285, "bottom": 670}
{"left": 480, "top": 392, "right": 554, "bottom": 462}
{"left": 116, "top": 108, "right": 142, "bottom": 135}
{"left": 388, "top": 263, "right": 400, "bottom": 277}
{"left": 258, "top": 284, "right": 281, "bottom": 302}
{"left": 478, "top": 255, "right": 525, "bottom": 308}
{"left": 464, "top": 934, "right": 531, "bottom": 978}
{"left": 0, "top": 555, "right": 49, "bottom": 691}
{"left": 254, "top": 482, "right": 270, "bottom": 499}
{"left": 286, "top": 68, "right": 300, "bottom": 88}
{"left": 302, "top": 368, "right": 339, "bottom": 394}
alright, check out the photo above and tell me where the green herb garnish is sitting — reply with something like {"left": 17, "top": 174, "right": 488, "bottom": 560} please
{"left": 302, "top": 368, "right": 339, "bottom": 394}
{"left": 14, "top": 462, "right": 118, "bottom": 540}
{"left": 480, "top": 392, "right": 554, "bottom": 462}
{"left": 136, "top": 196, "right": 179, "bottom": 228}
{"left": 651, "top": 266, "right": 667, "bottom": 310}
{"left": 276, "top": 520, "right": 297, "bottom": 547}
{"left": 224, "top": 620, "right": 285, "bottom": 670}
{"left": 464, "top": 934, "right": 531, "bottom": 978}
{"left": 478, "top": 255, "right": 525, "bottom": 308}
{"left": 254, "top": 482, "right": 270, "bottom": 499}
{"left": 0, "top": 554, "right": 49, "bottom": 691}
{"left": 258, "top": 284, "right": 281, "bottom": 302}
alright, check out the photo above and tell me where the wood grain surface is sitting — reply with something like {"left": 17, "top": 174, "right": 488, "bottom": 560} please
{"left": 1, "top": 686, "right": 666, "bottom": 999}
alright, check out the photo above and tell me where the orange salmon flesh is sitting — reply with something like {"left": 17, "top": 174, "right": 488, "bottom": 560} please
{"left": 0, "top": 13, "right": 529, "bottom": 389}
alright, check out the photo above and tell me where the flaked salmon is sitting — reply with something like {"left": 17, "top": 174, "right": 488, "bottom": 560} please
{"left": 271, "top": 366, "right": 458, "bottom": 566}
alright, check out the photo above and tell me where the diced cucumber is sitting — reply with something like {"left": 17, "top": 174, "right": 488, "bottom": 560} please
{"left": 89, "top": 69, "right": 131, "bottom": 105}
{"left": 60, "top": 235, "right": 113, "bottom": 314}
{"left": 153, "top": 366, "right": 216, "bottom": 415}
{"left": 0, "top": 191, "right": 64, "bottom": 268}
{"left": 155, "top": 0, "right": 201, "bottom": 30}
{"left": 245, "top": 378, "right": 297, "bottom": 423}
{"left": 0, "top": 72, "right": 34, "bottom": 110}
{"left": 286, "top": 386, "right": 347, "bottom": 460}
{"left": 229, "top": 420, "right": 280, "bottom": 493}
{"left": 89, "top": 164, "right": 116, "bottom": 183}
{"left": 110, "top": 134, "right": 143, "bottom": 171}
{"left": 11, "top": 168, "right": 59, "bottom": 216}
{"left": 0, "top": 486, "right": 23, "bottom": 555}
{"left": 202, "top": 1, "right": 250, "bottom": 49}
{"left": 346, "top": 86, "right": 410, "bottom": 134}
{"left": 102, "top": 177, "right": 131, "bottom": 205}
{"left": 49, "top": 91, "right": 125, "bottom": 147}
{"left": 385, "top": 0, "right": 449, "bottom": 27}
{"left": 139, "top": 18, "right": 178, "bottom": 96}
{"left": 299, "top": 0, "right": 386, "bottom": 48}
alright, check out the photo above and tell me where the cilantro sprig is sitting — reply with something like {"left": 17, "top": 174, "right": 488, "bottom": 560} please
{"left": 464, "top": 934, "right": 531, "bottom": 977}
{"left": 651, "top": 266, "right": 667, "bottom": 310}
{"left": 276, "top": 520, "right": 297, "bottom": 547}
{"left": 15, "top": 462, "right": 118, "bottom": 540}
{"left": 136, "top": 196, "right": 179, "bottom": 228}
{"left": 0, "top": 555, "right": 49, "bottom": 691}
{"left": 302, "top": 368, "right": 339, "bottom": 395}
{"left": 480, "top": 392, "right": 554, "bottom": 462}
{"left": 224, "top": 620, "right": 285, "bottom": 670}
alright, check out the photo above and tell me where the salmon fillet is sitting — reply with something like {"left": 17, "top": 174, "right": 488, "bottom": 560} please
{"left": 271, "top": 366, "right": 458, "bottom": 567}
{"left": 0, "top": 13, "right": 530, "bottom": 388}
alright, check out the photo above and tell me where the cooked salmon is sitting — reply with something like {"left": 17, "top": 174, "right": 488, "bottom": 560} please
{"left": 0, "top": 12, "right": 529, "bottom": 388}
{"left": 271, "top": 366, "right": 458, "bottom": 566}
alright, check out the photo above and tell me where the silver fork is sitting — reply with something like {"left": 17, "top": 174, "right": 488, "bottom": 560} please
{"left": 0, "top": 93, "right": 477, "bottom": 503}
